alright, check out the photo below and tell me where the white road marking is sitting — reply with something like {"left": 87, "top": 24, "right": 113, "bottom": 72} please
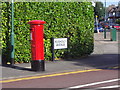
{"left": 67, "top": 78, "right": 120, "bottom": 89}
{"left": 96, "top": 85, "right": 120, "bottom": 89}
{"left": 25, "top": 66, "right": 31, "bottom": 68}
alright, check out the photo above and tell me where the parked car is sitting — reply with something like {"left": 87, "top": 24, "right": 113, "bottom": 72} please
{"left": 114, "top": 24, "right": 120, "bottom": 30}
{"left": 104, "top": 23, "right": 110, "bottom": 29}
{"left": 100, "top": 22, "right": 110, "bottom": 29}
{"left": 94, "top": 26, "right": 104, "bottom": 33}
{"left": 98, "top": 26, "right": 104, "bottom": 32}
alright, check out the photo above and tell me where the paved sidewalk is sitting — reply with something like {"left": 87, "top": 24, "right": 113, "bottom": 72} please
{"left": 1, "top": 31, "right": 119, "bottom": 80}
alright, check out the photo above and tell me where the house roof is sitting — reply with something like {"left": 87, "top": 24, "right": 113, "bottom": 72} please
{"left": 107, "top": 5, "right": 120, "bottom": 13}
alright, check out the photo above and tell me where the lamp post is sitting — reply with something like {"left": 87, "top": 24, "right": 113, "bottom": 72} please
{"left": 10, "top": 0, "right": 15, "bottom": 66}
{"left": 96, "top": 15, "right": 99, "bottom": 33}
{"left": 104, "top": 0, "right": 107, "bottom": 39}
{"left": 104, "top": 0, "right": 106, "bottom": 22}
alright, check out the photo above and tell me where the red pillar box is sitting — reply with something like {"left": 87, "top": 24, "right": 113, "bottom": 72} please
{"left": 28, "top": 20, "right": 46, "bottom": 71}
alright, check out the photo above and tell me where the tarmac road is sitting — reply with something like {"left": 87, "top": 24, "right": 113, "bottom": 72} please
{"left": 2, "top": 67, "right": 119, "bottom": 89}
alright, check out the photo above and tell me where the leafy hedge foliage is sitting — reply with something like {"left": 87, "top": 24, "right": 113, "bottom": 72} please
{"left": 2, "top": 2, "right": 94, "bottom": 63}
{"left": 2, "top": 2, "right": 11, "bottom": 63}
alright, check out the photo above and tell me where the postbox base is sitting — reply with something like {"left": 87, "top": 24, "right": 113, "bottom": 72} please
{"left": 31, "top": 60, "right": 45, "bottom": 71}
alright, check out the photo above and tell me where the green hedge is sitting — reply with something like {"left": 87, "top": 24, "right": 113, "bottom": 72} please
{"left": 2, "top": 2, "right": 94, "bottom": 63}
{"left": 2, "top": 2, "right": 11, "bottom": 63}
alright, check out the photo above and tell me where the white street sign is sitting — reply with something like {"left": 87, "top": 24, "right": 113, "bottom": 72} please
{"left": 54, "top": 38, "right": 67, "bottom": 49}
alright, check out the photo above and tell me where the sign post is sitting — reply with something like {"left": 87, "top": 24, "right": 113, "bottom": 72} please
{"left": 52, "top": 38, "right": 68, "bottom": 61}
{"left": 52, "top": 37, "right": 55, "bottom": 61}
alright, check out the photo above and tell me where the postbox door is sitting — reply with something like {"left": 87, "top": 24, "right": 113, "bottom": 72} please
{"left": 30, "top": 27, "right": 36, "bottom": 60}
{"left": 35, "top": 25, "right": 44, "bottom": 60}
{"left": 30, "top": 25, "right": 44, "bottom": 60}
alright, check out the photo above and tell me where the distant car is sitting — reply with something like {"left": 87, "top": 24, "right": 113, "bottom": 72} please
{"left": 98, "top": 27, "right": 104, "bottom": 32}
{"left": 114, "top": 25, "right": 120, "bottom": 30}
{"left": 104, "top": 24, "right": 110, "bottom": 29}
{"left": 94, "top": 26, "right": 104, "bottom": 33}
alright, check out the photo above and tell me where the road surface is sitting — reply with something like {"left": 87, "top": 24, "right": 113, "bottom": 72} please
{"left": 2, "top": 67, "right": 119, "bottom": 89}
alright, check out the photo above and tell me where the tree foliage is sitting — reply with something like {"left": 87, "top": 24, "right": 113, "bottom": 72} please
{"left": 94, "top": 2, "right": 105, "bottom": 20}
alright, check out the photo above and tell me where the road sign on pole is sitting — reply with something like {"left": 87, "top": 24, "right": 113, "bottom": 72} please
{"left": 51, "top": 38, "right": 68, "bottom": 61}
{"left": 54, "top": 38, "right": 68, "bottom": 49}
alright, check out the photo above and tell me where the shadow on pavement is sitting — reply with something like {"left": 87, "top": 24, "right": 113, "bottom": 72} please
{"left": 1, "top": 53, "right": 119, "bottom": 79}
{"left": 1, "top": 54, "right": 119, "bottom": 71}
{"left": 1, "top": 64, "right": 32, "bottom": 71}
{"left": 63, "top": 54, "right": 119, "bottom": 70}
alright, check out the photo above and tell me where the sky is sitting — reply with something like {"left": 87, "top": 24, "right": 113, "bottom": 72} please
{"left": 99, "top": 0, "right": 120, "bottom": 7}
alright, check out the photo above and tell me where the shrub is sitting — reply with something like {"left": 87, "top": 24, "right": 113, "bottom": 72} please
{"left": 2, "top": 2, "right": 94, "bottom": 63}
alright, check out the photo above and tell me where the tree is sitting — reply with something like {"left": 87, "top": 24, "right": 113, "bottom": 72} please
{"left": 116, "top": 1, "right": 120, "bottom": 25}
{"left": 118, "top": 1, "right": 120, "bottom": 6}
{"left": 94, "top": 2, "right": 105, "bottom": 20}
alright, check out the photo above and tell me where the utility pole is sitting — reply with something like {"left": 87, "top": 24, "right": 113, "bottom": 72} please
{"left": 10, "top": 0, "right": 15, "bottom": 66}
{"left": 96, "top": 15, "right": 99, "bottom": 33}
{"left": 105, "top": 0, "right": 106, "bottom": 22}
{"left": 104, "top": 0, "right": 107, "bottom": 39}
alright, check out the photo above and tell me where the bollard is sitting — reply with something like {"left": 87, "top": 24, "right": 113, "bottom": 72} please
{"left": 111, "top": 28, "right": 117, "bottom": 41}
{"left": 28, "top": 20, "right": 46, "bottom": 71}
{"left": 104, "top": 28, "right": 106, "bottom": 39}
